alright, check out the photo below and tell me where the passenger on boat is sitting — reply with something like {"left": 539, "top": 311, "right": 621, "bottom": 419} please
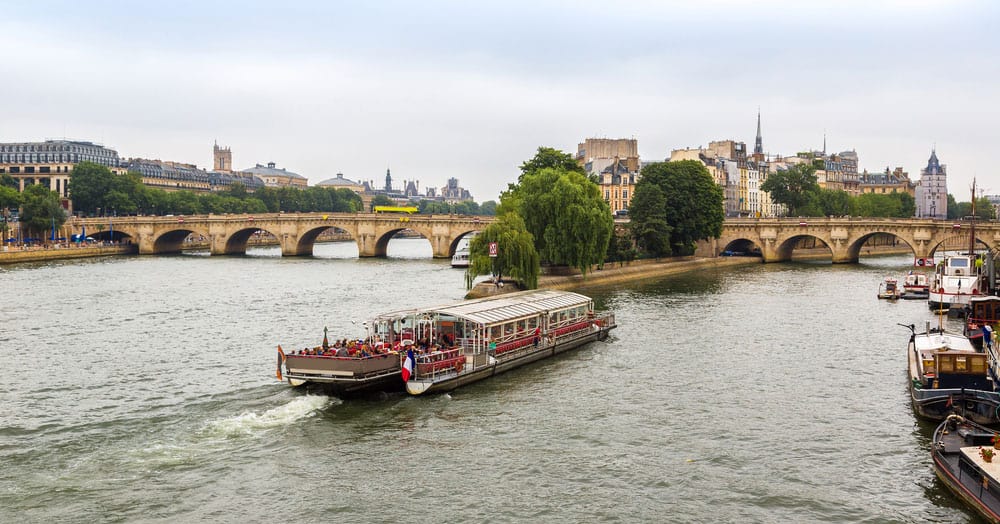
{"left": 984, "top": 325, "right": 995, "bottom": 350}
{"left": 534, "top": 327, "right": 540, "bottom": 347}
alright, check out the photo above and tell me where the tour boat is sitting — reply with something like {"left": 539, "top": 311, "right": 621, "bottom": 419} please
{"left": 965, "top": 296, "right": 1000, "bottom": 350}
{"left": 276, "top": 342, "right": 404, "bottom": 397}
{"left": 878, "top": 277, "right": 900, "bottom": 300}
{"left": 901, "top": 271, "right": 929, "bottom": 299}
{"left": 928, "top": 254, "right": 987, "bottom": 313}
{"left": 451, "top": 247, "right": 470, "bottom": 268}
{"left": 905, "top": 322, "right": 1000, "bottom": 425}
{"left": 402, "top": 290, "right": 616, "bottom": 396}
{"left": 932, "top": 414, "right": 1000, "bottom": 523}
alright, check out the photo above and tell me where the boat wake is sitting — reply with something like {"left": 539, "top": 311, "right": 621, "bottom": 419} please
{"left": 203, "top": 394, "right": 335, "bottom": 438}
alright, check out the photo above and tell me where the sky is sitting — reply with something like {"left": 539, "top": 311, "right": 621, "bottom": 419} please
{"left": 3, "top": 0, "right": 998, "bottom": 202}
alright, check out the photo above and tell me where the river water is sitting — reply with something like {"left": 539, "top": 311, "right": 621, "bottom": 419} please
{"left": 0, "top": 240, "right": 981, "bottom": 523}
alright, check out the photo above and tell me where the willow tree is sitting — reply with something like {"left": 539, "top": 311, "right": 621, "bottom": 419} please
{"left": 465, "top": 212, "right": 539, "bottom": 290}
{"left": 500, "top": 164, "right": 612, "bottom": 275}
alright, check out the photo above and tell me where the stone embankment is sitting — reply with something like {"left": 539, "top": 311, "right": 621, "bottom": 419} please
{"left": 0, "top": 244, "right": 138, "bottom": 265}
{"left": 466, "top": 244, "right": 914, "bottom": 298}
{"left": 466, "top": 256, "right": 758, "bottom": 298}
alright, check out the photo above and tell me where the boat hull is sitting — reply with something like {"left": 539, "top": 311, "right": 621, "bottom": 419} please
{"left": 406, "top": 325, "right": 612, "bottom": 396}
{"left": 283, "top": 353, "right": 404, "bottom": 397}
{"left": 910, "top": 387, "right": 1000, "bottom": 425}
{"left": 933, "top": 417, "right": 1000, "bottom": 524}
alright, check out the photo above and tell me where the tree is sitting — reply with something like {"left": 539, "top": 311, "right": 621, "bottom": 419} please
{"left": 479, "top": 200, "right": 498, "bottom": 216}
{"left": 500, "top": 166, "right": 612, "bottom": 275}
{"left": 1, "top": 173, "right": 17, "bottom": 189}
{"left": 19, "top": 184, "right": 66, "bottom": 239}
{"left": 517, "top": 147, "right": 585, "bottom": 181}
{"left": 465, "top": 212, "right": 539, "bottom": 290}
{"left": 760, "top": 163, "right": 819, "bottom": 216}
{"left": 817, "top": 188, "right": 851, "bottom": 217}
{"left": 628, "top": 182, "right": 672, "bottom": 257}
{"left": 947, "top": 194, "right": 959, "bottom": 219}
{"left": 0, "top": 185, "right": 22, "bottom": 211}
{"left": 371, "top": 194, "right": 394, "bottom": 210}
{"left": 68, "top": 162, "right": 117, "bottom": 215}
{"left": 632, "top": 160, "right": 723, "bottom": 255}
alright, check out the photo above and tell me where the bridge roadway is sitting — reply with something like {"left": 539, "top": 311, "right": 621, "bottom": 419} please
{"left": 71, "top": 214, "right": 1000, "bottom": 262}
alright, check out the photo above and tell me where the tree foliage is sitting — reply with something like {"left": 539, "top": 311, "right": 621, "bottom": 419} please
{"left": 20, "top": 184, "right": 66, "bottom": 238}
{"left": 850, "top": 192, "right": 915, "bottom": 218}
{"left": 630, "top": 160, "right": 723, "bottom": 256}
{"left": 500, "top": 165, "right": 612, "bottom": 275}
{"left": 628, "top": 182, "right": 672, "bottom": 257}
{"left": 760, "top": 163, "right": 819, "bottom": 216}
{"left": 465, "top": 212, "right": 539, "bottom": 290}
{"left": 0, "top": 185, "right": 22, "bottom": 212}
{"left": 951, "top": 195, "right": 994, "bottom": 220}
{"left": 1, "top": 173, "right": 18, "bottom": 189}
{"left": 517, "top": 147, "right": 584, "bottom": 181}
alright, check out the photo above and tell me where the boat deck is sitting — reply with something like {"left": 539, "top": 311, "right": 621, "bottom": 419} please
{"left": 935, "top": 419, "right": 1000, "bottom": 523}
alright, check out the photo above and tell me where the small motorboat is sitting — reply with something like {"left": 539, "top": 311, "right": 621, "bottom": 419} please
{"left": 878, "top": 278, "right": 901, "bottom": 300}
{"left": 932, "top": 414, "right": 1000, "bottom": 523}
{"left": 901, "top": 271, "right": 929, "bottom": 299}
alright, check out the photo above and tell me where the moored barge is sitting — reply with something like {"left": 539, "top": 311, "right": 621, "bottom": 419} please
{"left": 906, "top": 322, "right": 1000, "bottom": 425}
{"left": 933, "top": 415, "right": 1000, "bottom": 523}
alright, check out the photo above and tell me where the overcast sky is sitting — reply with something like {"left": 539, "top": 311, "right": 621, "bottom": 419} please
{"left": 3, "top": 0, "right": 997, "bottom": 202}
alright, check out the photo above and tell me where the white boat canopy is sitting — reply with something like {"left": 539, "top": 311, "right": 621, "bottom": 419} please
{"left": 426, "top": 290, "right": 593, "bottom": 325}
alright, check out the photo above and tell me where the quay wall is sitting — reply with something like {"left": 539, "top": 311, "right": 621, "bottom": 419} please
{"left": 0, "top": 245, "right": 137, "bottom": 265}
{"left": 466, "top": 243, "right": 914, "bottom": 298}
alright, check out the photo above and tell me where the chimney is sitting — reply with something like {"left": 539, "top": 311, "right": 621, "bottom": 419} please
{"left": 268, "top": 162, "right": 276, "bottom": 168}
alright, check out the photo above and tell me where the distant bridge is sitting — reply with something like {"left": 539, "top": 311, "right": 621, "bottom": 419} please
{"left": 70, "top": 214, "right": 1000, "bottom": 263}
{"left": 72, "top": 213, "right": 493, "bottom": 258}
{"left": 707, "top": 217, "right": 1000, "bottom": 263}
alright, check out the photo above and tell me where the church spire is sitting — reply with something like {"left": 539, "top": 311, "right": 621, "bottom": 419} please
{"left": 754, "top": 109, "right": 763, "bottom": 155}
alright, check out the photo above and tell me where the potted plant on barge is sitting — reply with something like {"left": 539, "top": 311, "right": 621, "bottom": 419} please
{"left": 981, "top": 447, "right": 995, "bottom": 463}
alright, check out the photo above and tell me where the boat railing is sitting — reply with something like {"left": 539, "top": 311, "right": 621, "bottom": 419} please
{"left": 414, "top": 348, "right": 465, "bottom": 378}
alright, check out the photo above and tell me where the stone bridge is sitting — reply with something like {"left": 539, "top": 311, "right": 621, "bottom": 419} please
{"left": 71, "top": 212, "right": 493, "bottom": 258}
{"left": 705, "top": 217, "right": 1000, "bottom": 263}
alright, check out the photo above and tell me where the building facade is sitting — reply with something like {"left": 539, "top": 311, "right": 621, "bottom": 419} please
{"left": 858, "top": 167, "right": 915, "bottom": 196}
{"left": 241, "top": 162, "right": 308, "bottom": 188}
{"left": 915, "top": 149, "right": 947, "bottom": 219}
{"left": 123, "top": 158, "right": 211, "bottom": 192}
{"left": 0, "top": 139, "right": 121, "bottom": 199}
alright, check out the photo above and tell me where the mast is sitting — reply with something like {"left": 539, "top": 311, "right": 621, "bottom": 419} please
{"left": 970, "top": 178, "right": 977, "bottom": 256}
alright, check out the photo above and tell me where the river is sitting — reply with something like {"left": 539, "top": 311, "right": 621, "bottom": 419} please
{"left": 0, "top": 240, "right": 980, "bottom": 523}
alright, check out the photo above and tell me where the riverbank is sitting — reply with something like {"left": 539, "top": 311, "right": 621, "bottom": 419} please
{"left": 0, "top": 244, "right": 138, "bottom": 265}
{"left": 466, "top": 256, "right": 759, "bottom": 298}
{"left": 465, "top": 243, "right": 915, "bottom": 298}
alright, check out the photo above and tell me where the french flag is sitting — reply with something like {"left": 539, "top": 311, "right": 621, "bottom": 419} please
{"left": 402, "top": 349, "right": 415, "bottom": 382}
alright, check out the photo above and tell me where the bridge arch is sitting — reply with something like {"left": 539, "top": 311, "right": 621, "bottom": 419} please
{"left": 371, "top": 227, "right": 432, "bottom": 258}
{"left": 215, "top": 226, "right": 282, "bottom": 255}
{"left": 287, "top": 225, "right": 355, "bottom": 256}
{"left": 151, "top": 227, "right": 211, "bottom": 254}
{"left": 719, "top": 238, "right": 762, "bottom": 257}
{"left": 773, "top": 234, "right": 832, "bottom": 262}
{"left": 929, "top": 233, "right": 992, "bottom": 259}
{"left": 447, "top": 229, "right": 483, "bottom": 257}
{"left": 845, "top": 232, "right": 916, "bottom": 263}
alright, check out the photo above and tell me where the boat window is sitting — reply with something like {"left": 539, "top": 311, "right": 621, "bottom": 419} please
{"left": 950, "top": 259, "right": 969, "bottom": 268}
{"left": 955, "top": 356, "right": 968, "bottom": 372}
{"left": 938, "top": 356, "right": 954, "bottom": 373}
{"left": 971, "top": 356, "right": 987, "bottom": 373}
